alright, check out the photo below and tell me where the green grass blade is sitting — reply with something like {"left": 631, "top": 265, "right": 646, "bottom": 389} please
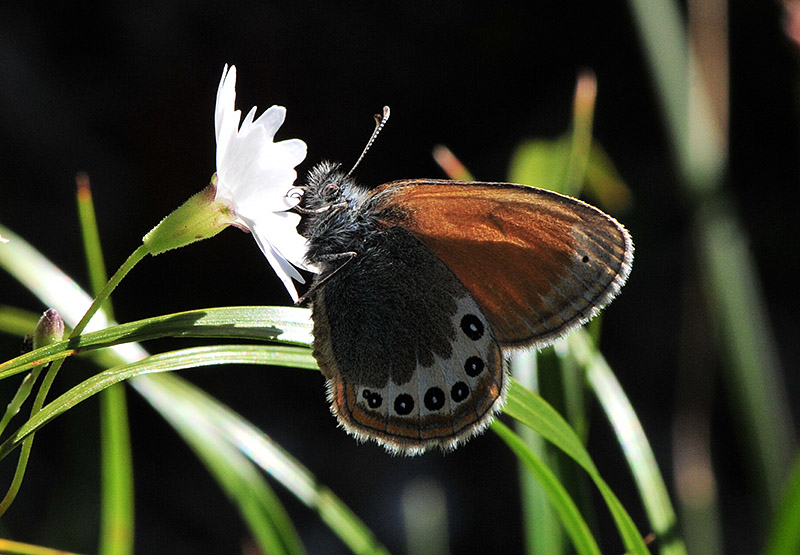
{"left": 570, "top": 331, "right": 685, "bottom": 554}
{"left": 628, "top": 0, "right": 795, "bottom": 517}
{"left": 132, "top": 373, "right": 388, "bottom": 554}
{"left": 695, "top": 199, "right": 795, "bottom": 506}
{"left": 98, "top": 384, "right": 133, "bottom": 555}
{"left": 130, "top": 372, "right": 304, "bottom": 555}
{"left": 0, "top": 306, "right": 314, "bottom": 380}
{"left": 76, "top": 174, "right": 112, "bottom": 308}
{"left": 76, "top": 173, "right": 134, "bottom": 555}
{"left": 510, "top": 351, "right": 564, "bottom": 554}
{"left": 0, "top": 344, "right": 313, "bottom": 459}
{"left": 502, "top": 379, "right": 649, "bottom": 554}
{"left": 494, "top": 420, "right": 601, "bottom": 555}
{"left": 0, "top": 537, "right": 86, "bottom": 555}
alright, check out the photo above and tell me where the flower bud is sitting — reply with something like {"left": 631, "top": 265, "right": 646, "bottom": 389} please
{"left": 33, "top": 308, "right": 65, "bottom": 349}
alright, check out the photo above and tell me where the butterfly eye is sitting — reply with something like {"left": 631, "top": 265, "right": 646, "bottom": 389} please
{"left": 322, "top": 182, "right": 340, "bottom": 197}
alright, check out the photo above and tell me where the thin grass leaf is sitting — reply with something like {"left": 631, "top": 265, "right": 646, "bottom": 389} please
{"left": 0, "top": 344, "right": 310, "bottom": 459}
{"left": 569, "top": 330, "right": 685, "bottom": 554}
{"left": 133, "top": 371, "right": 304, "bottom": 555}
{"left": 510, "top": 351, "right": 564, "bottom": 554}
{"left": 0, "top": 367, "right": 44, "bottom": 437}
{"left": 502, "top": 379, "right": 649, "bottom": 554}
{"left": 494, "top": 420, "right": 601, "bottom": 555}
{"left": 133, "top": 373, "right": 388, "bottom": 555}
{"left": 0, "top": 306, "right": 314, "bottom": 380}
{"left": 76, "top": 173, "right": 134, "bottom": 555}
{"left": 76, "top": 173, "right": 112, "bottom": 306}
{"left": 98, "top": 384, "right": 133, "bottom": 555}
{"left": 0, "top": 538, "right": 85, "bottom": 555}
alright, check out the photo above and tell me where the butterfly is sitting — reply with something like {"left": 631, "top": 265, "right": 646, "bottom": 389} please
{"left": 293, "top": 108, "right": 633, "bottom": 455}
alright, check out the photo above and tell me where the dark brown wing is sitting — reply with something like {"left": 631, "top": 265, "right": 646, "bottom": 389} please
{"left": 371, "top": 179, "right": 633, "bottom": 349}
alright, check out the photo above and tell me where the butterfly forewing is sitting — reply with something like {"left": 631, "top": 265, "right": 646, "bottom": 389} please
{"left": 371, "top": 180, "right": 633, "bottom": 349}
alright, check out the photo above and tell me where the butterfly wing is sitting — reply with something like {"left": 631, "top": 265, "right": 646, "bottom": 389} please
{"left": 311, "top": 226, "right": 506, "bottom": 454}
{"left": 370, "top": 180, "right": 633, "bottom": 349}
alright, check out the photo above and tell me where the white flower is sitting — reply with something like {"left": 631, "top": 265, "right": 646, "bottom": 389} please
{"left": 214, "top": 64, "right": 311, "bottom": 302}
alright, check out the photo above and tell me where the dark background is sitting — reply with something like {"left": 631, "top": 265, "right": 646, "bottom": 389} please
{"left": 1, "top": 1, "right": 798, "bottom": 553}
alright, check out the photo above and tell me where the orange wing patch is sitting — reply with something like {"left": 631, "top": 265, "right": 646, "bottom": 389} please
{"left": 373, "top": 180, "right": 633, "bottom": 349}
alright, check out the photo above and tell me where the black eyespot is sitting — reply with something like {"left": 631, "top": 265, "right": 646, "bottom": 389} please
{"left": 460, "top": 314, "right": 484, "bottom": 340}
{"left": 424, "top": 387, "right": 445, "bottom": 411}
{"left": 394, "top": 394, "right": 414, "bottom": 415}
{"left": 362, "top": 389, "right": 383, "bottom": 409}
{"left": 464, "top": 356, "right": 485, "bottom": 377}
{"left": 582, "top": 255, "right": 590, "bottom": 263}
{"left": 451, "top": 382, "right": 470, "bottom": 402}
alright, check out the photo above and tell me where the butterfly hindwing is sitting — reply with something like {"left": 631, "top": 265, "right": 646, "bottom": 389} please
{"left": 311, "top": 226, "right": 505, "bottom": 454}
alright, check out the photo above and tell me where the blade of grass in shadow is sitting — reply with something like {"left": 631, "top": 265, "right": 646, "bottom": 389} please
{"left": 569, "top": 330, "right": 686, "bottom": 555}
{"left": 501, "top": 379, "right": 649, "bottom": 554}
{"left": 627, "top": 0, "right": 795, "bottom": 514}
{"left": 494, "top": 419, "right": 601, "bottom": 555}
{"left": 76, "top": 172, "right": 134, "bottom": 555}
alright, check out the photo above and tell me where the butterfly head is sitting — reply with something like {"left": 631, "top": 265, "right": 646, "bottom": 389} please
{"left": 294, "top": 161, "right": 375, "bottom": 267}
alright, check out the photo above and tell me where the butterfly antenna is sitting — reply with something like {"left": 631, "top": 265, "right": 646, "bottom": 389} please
{"left": 345, "top": 106, "right": 390, "bottom": 178}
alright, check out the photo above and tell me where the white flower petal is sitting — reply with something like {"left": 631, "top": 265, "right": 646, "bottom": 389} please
{"left": 215, "top": 65, "right": 236, "bottom": 139}
{"left": 252, "top": 106, "right": 286, "bottom": 140}
{"left": 213, "top": 64, "right": 313, "bottom": 300}
{"left": 253, "top": 233, "right": 305, "bottom": 303}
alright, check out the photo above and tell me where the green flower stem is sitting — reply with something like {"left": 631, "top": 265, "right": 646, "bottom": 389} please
{"left": 34, "top": 243, "right": 149, "bottom": 414}
{"left": 72, "top": 244, "right": 150, "bottom": 339}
